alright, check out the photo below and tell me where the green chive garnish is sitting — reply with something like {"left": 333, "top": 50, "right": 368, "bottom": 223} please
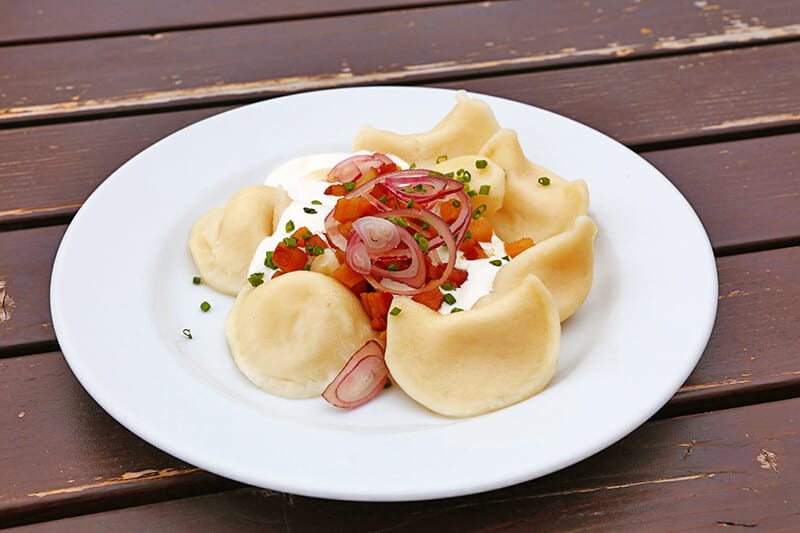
{"left": 303, "top": 207, "right": 317, "bottom": 214}
{"left": 247, "top": 272, "right": 265, "bottom": 287}
{"left": 285, "top": 220, "right": 295, "bottom": 233}
{"left": 421, "top": 222, "right": 430, "bottom": 230}
{"left": 468, "top": 190, "right": 477, "bottom": 197}
{"left": 379, "top": 194, "right": 388, "bottom": 203}
{"left": 409, "top": 162, "right": 417, "bottom": 169}
{"left": 182, "top": 328, "right": 193, "bottom": 339}
{"left": 436, "top": 155, "right": 448, "bottom": 163}
{"left": 311, "top": 199, "right": 322, "bottom": 205}
{"left": 503, "top": 255, "right": 511, "bottom": 261}
{"left": 472, "top": 204, "right": 487, "bottom": 220}
{"left": 307, "top": 245, "right": 325, "bottom": 256}
{"left": 387, "top": 263, "right": 399, "bottom": 271}
{"left": 303, "top": 264, "right": 311, "bottom": 271}
{"left": 445, "top": 171, "right": 455, "bottom": 178}
{"left": 387, "top": 215, "right": 409, "bottom": 228}
{"left": 200, "top": 301, "right": 211, "bottom": 312}
{"left": 451, "top": 199, "right": 461, "bottom": 208}
{"left": 282, "top": 237, "right": 298, "bottom": 248}
{"left": 538, "top": 176, "right": 551, "bottom": 186}
{"left": 390, "top": 307, "right": 402, "bottom": 316}
{"left": 450, "top": 307, "right": 463, "bottom": 313}
{"left": 443, "top": 293, "right": 457, "bottom": 305}
{"left": 475, "top": 159, "right": 488, "bottom": 169}
{"left": 406, "top": 199, "right": 414, "bottom": 208}
{"left": 302, "top": 230, "right": 312, "bottom": 240}
{"left": 441, "top": 283, "right": 455, "bottom": 291}
{"left": 344, "top": 182, "right": 356, "bottom": 191}
{"left": 489, "top": 259, "right": 502, "bottom": 267}
{"left": 465, "top": 230, "right": 472, "bottom": 239}
{"left": 479, "top": 184, "right": 491, "bottom": 195}
{"left": 264, "top": 251, "right": 277, "bottom": 269}
{"left": 414, "top": 232, "right": 429, "bottom": 252}
{"left": 192, "top": 276, "right": 201, "bottom": 285}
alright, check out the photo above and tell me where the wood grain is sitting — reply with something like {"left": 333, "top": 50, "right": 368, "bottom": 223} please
{"left": 0, "top": 246, "right": 797, "bottom": 525}
{"left": 2, "top": 0, "right": 798, "bottom": 124}
{"left": 0, "top": 0, "right": 473, "bottom": 45}
{"left": 6, "top": 396, "right": 799, "bottom": 530}
{"left": 2, "top": 110, "right": 797, "bottom": 247}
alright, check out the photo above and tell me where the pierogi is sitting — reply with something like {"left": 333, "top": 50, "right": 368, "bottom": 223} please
{"left": 188, "top": 91, "right": 596, "bottom": 417}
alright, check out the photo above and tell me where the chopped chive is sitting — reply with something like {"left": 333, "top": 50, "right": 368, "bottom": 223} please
{"left": 503, "top": 255, "right": 511, "bottom": 261}
{"left": 441, "top": 282, "right": 455, "bottom": 291}
{"left": 264, "top": 251, "right": 277, "bottom": 269}
{"left": 383, "top": 379, "right": 392, "bottom": 388}
{"left": 200, "top": 301, "right": 211, "bottom": 312}
{"left": 475, "top": 159, "right": 488, "bottom": 169}
{"left": 436, "top": 154, "right": 448, "bottom": 163}
{"left": 343, "top": 182, "right": 356, "bottom": 191}
{"left": 456, "top": 169, "right": 471, "bottom": 183}
{"left": 468, "top": 190, "right": 477, "bottom": 197}
{"left": 489, "top": 259, "right": 503, "bottom": 267}
{"left": 303, "top": 207, "right": 318, "bottom": 214}
{"left": 406, "top": 199, "right": 414, "bottom": 208}
{"left": 389, "top": 307, "right": 402, "bottom": 316}
{"left": 307, "top": 245, "right": 325, "bottom": 256}
{"left": 465, "top": 230, "right": 472, "bottom": 239}
{"left": 285, "top": 220, "right": 295, "bottom": 233}
{"left": 409, "top": 162, "right": 417, "bottom": 169}
{"left": 379, "top": 194, "right": 388, "bottom": 203}
{"left": 387, "top": 263, "right": 399, "bottom": 271}
{"left": 450, "top": 307, "right": 463, "bottom": 313}
{"left": 538, "top": 176, "right": 551, "bottom": 186}
{"left": 182, "top": 328, "right": 192, "bottom": 339}
{"left": 413, "top": 232, "right": 429, "bottom": 252}
{"left": 303, "top": 264, "right": 311, "bottom": 271}
{"left": 472, "top": 204, "right": 487, "bottom": 220}
{"left": 386, "top": 215, "right": 409, "bottom": 228}
{"left": 479, "top": 184, "right": 491, "bottom": 195}
{"left": 247, "top": 272, "right": 265, "bottom": 287}
{"left": 445, "top": 171, "right": 455, "bottom": 178}
{"left": 421, "top": 222, "right": 430, "bottom": 230}
{"left": 282, "top": 237, "right": 298, "bottom": 248}
{"left": 302, "top": 230, "right": 312, "bottom": 240}
{"left": 311, "top": 199, "right": 322, "bottom": 205}
{"left": 192, "top": 276, "right": 201, "bottom": 285}
{"left": 451, "top": 199, "right": 461, "bottom": 208}
{"left": 443, "top": 293, "right": 457, "bottom": 305}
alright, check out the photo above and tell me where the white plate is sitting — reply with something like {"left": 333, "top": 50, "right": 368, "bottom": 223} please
{"left": 51, "top": 87, "right": 717, "bottom": 501}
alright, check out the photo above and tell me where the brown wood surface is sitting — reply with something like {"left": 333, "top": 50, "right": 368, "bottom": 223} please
{"left": 1, "top": 246, "right": 797, "bottom": 526}
{"left": 6, "top": 396, "right": 798, "bottom": 531}
{"left": 2, "top": 0, "right": 798, "bottom": 124}
{"left": 0, "top": 0, "right": 474, "bottom": 45}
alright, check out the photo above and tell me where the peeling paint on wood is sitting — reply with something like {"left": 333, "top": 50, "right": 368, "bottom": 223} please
{"left": 655, "top": 24, "right": 800, "bottom": 50}
{"left": 0, "top": 281, "right": 13, "bottom": 323}
{"left": 26, "top": 467, "right": 201, "bottom": 498}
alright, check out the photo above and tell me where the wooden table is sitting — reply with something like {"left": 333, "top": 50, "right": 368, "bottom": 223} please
{"left": 2, "top": 1, "right": 798, "bottom": 530}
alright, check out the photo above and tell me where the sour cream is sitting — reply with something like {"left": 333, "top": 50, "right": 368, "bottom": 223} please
{"left": 247, "top": 153, "right": 507, "bottom": 314}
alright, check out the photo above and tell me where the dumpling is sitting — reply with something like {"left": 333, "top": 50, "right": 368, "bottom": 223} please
{"left": 494, "top": 216, "right": 597, "bottom": 322}
{"left": 480, "top": 129, "right": 589, "bottom": 243}
{"left": 384, "top": 275, "right": 560, "bottom": 417}
{"left": 353, "top": 91, "right": 500, "bottom": 167}
{"left": 226, "top": 271, "right": 375, "bottom": 398}
{"left": 189, "top": 185, "right": 290, "bottom": 295}
{"left": 432, "top": 155, "right": 506, "bottom": 218}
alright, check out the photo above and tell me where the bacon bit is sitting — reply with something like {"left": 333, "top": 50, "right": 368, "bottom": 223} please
{"left": 332, "top": 263, "right": 368, "bottom": 294}
{"left": 324, "top": 183, "right": 349, "bottom": 196}
{"left": 333, "top": 197, "right": 377, "bottom": 223}
{"left": 468, "top": 217, "right": 493, "bottom": 242}
{"left": 438, "top": 199, "right": 462, "bottom": 224}
{"left": 412, "top": 288, "right": 445, "bottom": 311}
{"left": 360, "top": 291, "right": 394, "bottom": 331}
{"left": 459, "top": 237, "right": 488, "bottom": 259}
{"left": 272, "top": 243, "right": 308, "bottom": 272}
{"left": 505, "top": 237, "right": 535, "bottom": 258}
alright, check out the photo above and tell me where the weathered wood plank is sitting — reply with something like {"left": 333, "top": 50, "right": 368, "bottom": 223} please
{"left": 0, "top": 352, "right": 235, "bottom": 527}
{"left": 0, "top": 225, "right": 64, "bottom": 354}
{"left": 6, "top": 396, "right": 799, "bottom": 531}
{"left": 0, "top": 246, "right": 797, "bottom": 525}
{"left": 1, "top": 0, "right": 798, "bottom": 124}
{"left": 2, "top": 108, "right": 797, "bottom": 247}
{"left": 440, "top": 42, "right": 800, "bottom": 147}
{"left": 0, "top": 0, "right": 473, "bottom": 45}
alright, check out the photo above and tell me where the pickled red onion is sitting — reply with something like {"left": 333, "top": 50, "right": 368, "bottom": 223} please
{"left": 322, "top": 340, "right": 389, "bottom": 409}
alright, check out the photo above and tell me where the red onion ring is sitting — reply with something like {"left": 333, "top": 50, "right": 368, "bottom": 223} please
{"left": 322, "top": 340, "right": 389, "bottom": 409}
{"left": 327, "top": 153, "right": 397, "bottom": 184}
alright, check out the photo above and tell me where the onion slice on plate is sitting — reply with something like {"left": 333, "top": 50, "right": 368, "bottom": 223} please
{"left": 322, "top": 340, "right": 389, "bottom": 408}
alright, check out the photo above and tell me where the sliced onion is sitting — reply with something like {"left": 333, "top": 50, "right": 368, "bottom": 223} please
{"left": 323, "top": 209, "right": 348, "bottom": 251}
{"left": 345, "top": 238, "right": 372, "bottom": 274}
{"left": 322, "top": 340, "right": 389, "bottom": 409}
{"left": 352, "top": 216, "right": 401, "bottom": 253}
{"left": 328, "top": 153, "right": 398, "bottom": 184}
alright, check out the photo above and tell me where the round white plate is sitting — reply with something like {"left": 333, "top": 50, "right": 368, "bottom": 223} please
{"left": 51, "top": 87, "right": 717, "bottom": 501}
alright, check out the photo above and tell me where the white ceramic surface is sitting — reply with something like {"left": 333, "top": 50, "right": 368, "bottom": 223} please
{"left": 50, "top": 87, "right": 717, "bottom": 501}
